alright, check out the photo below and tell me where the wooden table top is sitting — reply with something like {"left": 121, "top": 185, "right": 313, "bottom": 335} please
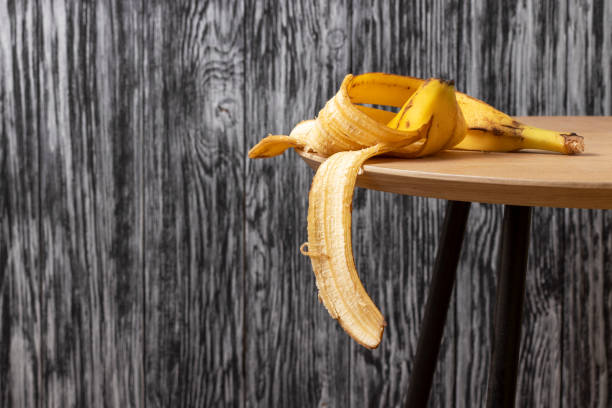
{"left": 296, "top": 116, "right": 612, "bottom": 209}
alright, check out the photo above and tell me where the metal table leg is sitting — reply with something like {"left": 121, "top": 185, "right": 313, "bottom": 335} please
{"left": 486, "top": 205, "right": 532, "bottom": 408}
{"left": 406, "top": 200, "right": 471, "bottom": 407}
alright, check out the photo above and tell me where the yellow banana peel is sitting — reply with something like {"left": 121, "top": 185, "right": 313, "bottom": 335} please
{"left": 454, "top": 93, "right": 584, "bottom": 154}
{"left": 249, "top": 72, "right": 584, "bottom": 349}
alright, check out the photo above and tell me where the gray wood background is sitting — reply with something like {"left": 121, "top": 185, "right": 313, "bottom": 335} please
{"left": 1, "top": 0, "right": 611, "bottom": 407}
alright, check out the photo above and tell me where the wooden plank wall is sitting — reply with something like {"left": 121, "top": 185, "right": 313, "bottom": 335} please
{"left": 0, "top": 0, "right": 610, "bottom": 407}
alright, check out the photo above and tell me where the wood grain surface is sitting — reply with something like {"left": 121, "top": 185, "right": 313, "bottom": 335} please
{"left": 1, "top": 1, "right": 611, "bottom": 407}
{"left": 1, "top": 2, "right": 43, "bottom": 406}
{"left": 142, "top": 2, "right": 245, "bottom": 407}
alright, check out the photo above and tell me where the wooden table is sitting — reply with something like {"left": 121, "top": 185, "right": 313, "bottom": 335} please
{"left": 297, "top": 116, "right": 612, "bottom": 407}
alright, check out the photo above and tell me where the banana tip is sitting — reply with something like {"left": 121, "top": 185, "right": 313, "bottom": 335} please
{"left": 562, "top": 132, "right": 584, "bottom": 154}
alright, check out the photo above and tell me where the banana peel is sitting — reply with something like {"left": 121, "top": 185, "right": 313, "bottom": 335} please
{"left": 249, "top": 72, "right": 584, "bottom": 349}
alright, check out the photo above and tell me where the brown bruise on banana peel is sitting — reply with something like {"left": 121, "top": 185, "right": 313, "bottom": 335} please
{"left": 389, "top": 100, "right": 412, "bottom": 129}
{"left": 469, "top": 126, "right": 521, "bottom": 138}
{"left": 468, "top": 117, "right": 522, "bottom": 138}
{"left": 306, "top": 145, "right": 390, "bottom": 349}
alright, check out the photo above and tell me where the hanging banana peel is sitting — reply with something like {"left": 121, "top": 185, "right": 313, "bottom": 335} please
{"left": 248, "top": 72, "right": 584, "bottom": 349}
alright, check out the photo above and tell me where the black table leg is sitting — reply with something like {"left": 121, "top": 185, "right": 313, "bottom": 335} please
{"left": 406, "top": 200, "right": 471, "bottom": 407}
{"left": 486, "top": 205, "right": 532, "bottom": 408}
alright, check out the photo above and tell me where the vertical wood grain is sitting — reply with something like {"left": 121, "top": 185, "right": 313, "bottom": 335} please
{"left": 0, "top": 1, "right": 611, "bottom": 407}
{"left": 142, "top": 1, "right": 245, "bottom": 407}
{"left": 562, "top": 209, "right": 612, "bottom": 408}
{"left": 604, "top": 210, "right": 612, "bottom": 408}
{"left": 244, "top": 1, "right": 352, "bottom": 406}
{"left": 36, "top": 1, "right": 145, "bottom": 407}
{"left": 516, "top": 208, "right": 563, "bottom": 407}
{"left": 454, "top": 203, "right": 500, "bottom": 408}
{"left": 0, "top": 1, "right": 42, "bottom": 406}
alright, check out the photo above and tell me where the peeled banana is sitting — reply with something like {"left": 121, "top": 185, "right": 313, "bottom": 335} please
{"left": 249, "top": 72, "right": 584, "bottom": 349}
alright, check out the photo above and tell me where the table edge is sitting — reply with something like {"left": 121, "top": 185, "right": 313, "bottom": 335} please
{"left": 296, "top": 150, "right": 612, "bottom": 210}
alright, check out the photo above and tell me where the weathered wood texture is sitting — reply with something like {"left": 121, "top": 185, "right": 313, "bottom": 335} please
{"left": 2, "top": 1, "right": 148, "bottom": 407}
{"left": 142, "top": 2, "right": 245, "bottom": 407}
{"left": 244, "top": 2, "right": 352, "bottom": 407}
{"left": 38, "top": 2, "right": 146, "bottom": 407}
{"left": 1, "top": 2, "right": 42, "bottom": 406}
{"left": 0, "top": 1, "right": 611, "bottom": 407}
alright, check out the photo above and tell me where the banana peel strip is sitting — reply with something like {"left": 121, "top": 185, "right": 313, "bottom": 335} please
{"left": 302, "top": 144, "right": 392, "bottom": 349}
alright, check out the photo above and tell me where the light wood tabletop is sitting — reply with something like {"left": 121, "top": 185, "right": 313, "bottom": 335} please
{"left": 296, "top": 116, "right": 612, "bottom": 209}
